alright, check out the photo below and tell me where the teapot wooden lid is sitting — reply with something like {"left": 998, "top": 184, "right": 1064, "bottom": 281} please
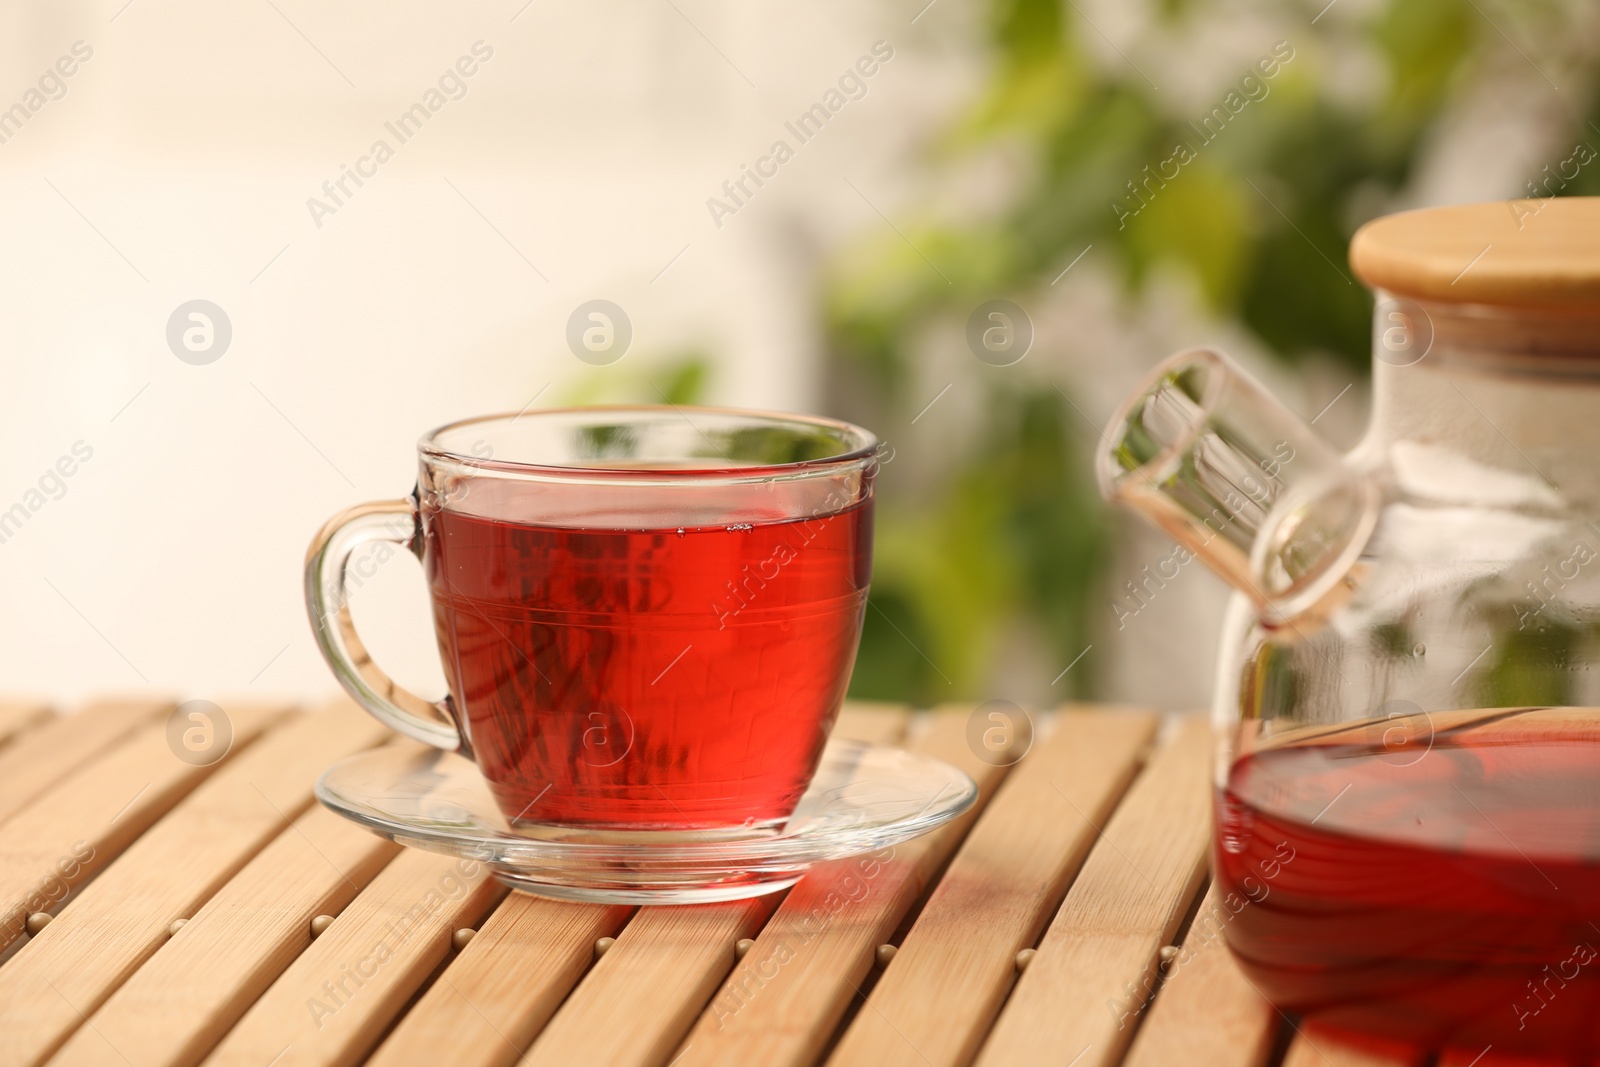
{"left": 1350, "top": 198, "right": 1600, "bottom": 308}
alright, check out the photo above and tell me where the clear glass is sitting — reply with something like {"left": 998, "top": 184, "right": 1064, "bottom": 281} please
{"left": 1102, "top": 300, "right": 1600, "bottom": 1058}
{"left": 1099, "top": 347, "right": 1380, "bottom": 624}
{"left": 316, "top": 737, "right": 976, "bottom": 904}
{"left": 306, "top": 406, "right": 881, "bottom": 840}
{"left": 1210, "top": 301, "right": 1600, "bottom": 756}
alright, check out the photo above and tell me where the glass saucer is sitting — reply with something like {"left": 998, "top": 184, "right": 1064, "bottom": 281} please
{"left": 315, "top": 739, "right": 977, "bottom": 904}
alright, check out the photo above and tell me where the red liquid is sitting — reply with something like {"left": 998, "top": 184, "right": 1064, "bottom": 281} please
{"left": 1217, "top": 710, "right": 1600, "bottom": 1058}
{"left": 422, "top": 500, "right": 871, "bottom": 829}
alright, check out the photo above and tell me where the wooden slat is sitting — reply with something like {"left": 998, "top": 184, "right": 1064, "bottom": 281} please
{"left": 520, "top": 896, "right": 781, "bottom": 1067}
{"left": 51, "top": 738, "right": 401, "bottom": 1067}
{"left": 831, "top": 702, "right": 912, "bottom": 746}
{"left": 0, "top": 702, "right": 385, "bottom": 1067}
{"left": 972, "top": 715, "right": 1213, "bottom": 1067}
{"left": 1282, "top": 1029, "right": 1426, "bottom": 1067}
{"left": 202, "top": 848, "right": 503, "bottom": 1067}
{"left": 0, "top": 701, "right": 285, "bottom": 962}
{"left": 0, "top": 696, "right": 1432, "bottom": 1065}
{"left": 199, "top": 851, "right": 499, "bottom": 1067}
{"left": 1121, "top": 885, "right": 1276, "bottom": 1067}
{"left": 53, "top": 806, "right": 398, "bottom": 1067}
{"left": 829, "top": 709, "right": 1159, "bottom": 1067}
{"left": 0, "top": 699, "right": 50, "bottom": 748}
{"left": 672, "top": 706, "right": 1016, "bottom": 1067}
{"left": 368, "top": 701, "right": 909, "bottom": 1067}
{"left": 0, "top": 699, "right": 167, "bottom": 829}
{"left": 471, "top": 706, "right": 983, "bottom": 1067}
{"left": 366, "top": 894, "right": 630, "bottom": 1067}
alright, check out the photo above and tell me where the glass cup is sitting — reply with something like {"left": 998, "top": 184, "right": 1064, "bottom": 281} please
{"left": 305, "top": 406, "right": 880, "bottom": 835}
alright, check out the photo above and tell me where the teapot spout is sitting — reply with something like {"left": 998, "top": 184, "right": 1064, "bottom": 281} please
{"left": 1097, "top": 348, "right": 1379, "bottom": 624}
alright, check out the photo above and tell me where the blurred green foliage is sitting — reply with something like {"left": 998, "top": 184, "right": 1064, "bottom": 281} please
{"left": 567, "top": 351, "right": 713, "bottom": 407}
{"left": 825, "top": 0, "right": 1600, "bottom": 705}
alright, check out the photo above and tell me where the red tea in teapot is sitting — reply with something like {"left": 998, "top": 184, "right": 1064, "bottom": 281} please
{"left": 1217, "top": 708, "right": 1600, "bottom": 1059}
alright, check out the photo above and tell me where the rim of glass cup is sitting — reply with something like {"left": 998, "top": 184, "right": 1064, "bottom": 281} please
{"left": 418, "top": 404, "right": 883, "bottom": 481}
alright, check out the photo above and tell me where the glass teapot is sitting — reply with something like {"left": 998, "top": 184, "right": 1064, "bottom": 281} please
{"left": 1099, "top": 198, "right": 1600, "bottom": 1057}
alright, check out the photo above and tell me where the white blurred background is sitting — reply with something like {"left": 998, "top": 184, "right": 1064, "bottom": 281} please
{"left": 0, "top": 1, "right": 983, "bottom": 702}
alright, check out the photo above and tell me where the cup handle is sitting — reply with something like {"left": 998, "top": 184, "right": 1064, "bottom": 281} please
{"left": 304, "top": 498, "right": 468, "bottom": 754}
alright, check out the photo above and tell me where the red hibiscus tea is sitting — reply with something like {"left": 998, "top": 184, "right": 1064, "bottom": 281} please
{"left": 305, "top": 407, "right": 879, "bottom": 836}
{"left": 422, "top": 497, "right": 873, "bottom": 830}
{"left": 1216, "top": 710, "right": 1600, "bottom": 1059}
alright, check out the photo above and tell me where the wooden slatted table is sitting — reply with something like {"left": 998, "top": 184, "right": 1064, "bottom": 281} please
{"left": 0, "top": 697, "right": 1458, "bottom": 1067}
